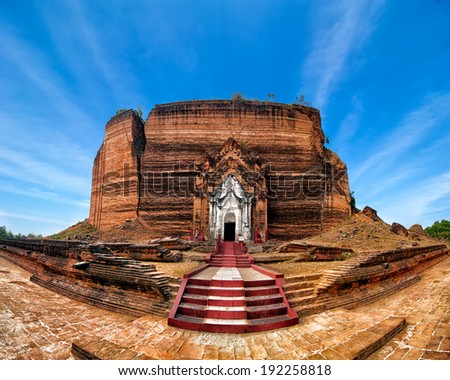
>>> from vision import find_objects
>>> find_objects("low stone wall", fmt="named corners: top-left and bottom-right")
top-left (276, 241), bottom-right (354, 261)
top-left (316, 245), bottom-right (448, 293)
top-left (90, 243), bottom-right (182, 262)
top-left (2, 239), bottom-right (447, 321)
top-left (288, 244), bottom-right (449, 317)
top-left (0, 238), bottom-right (174, 317)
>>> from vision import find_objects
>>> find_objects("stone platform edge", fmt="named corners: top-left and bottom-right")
top-left (306, 316), bottom-right (407, 360)
top-left (70, 316), bottom-right (407, 360)
top-left (71, 336), bottom-right (152, 360)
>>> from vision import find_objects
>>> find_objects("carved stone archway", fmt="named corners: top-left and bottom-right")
top-left (223, 211), bottom-right (237, 241)
top-left (193, 138), bottom-right (268, 241)
top-left (209, 174), bottom-right (252, 241)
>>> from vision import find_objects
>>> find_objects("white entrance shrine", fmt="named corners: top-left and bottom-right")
top-left (208, 175), bottom-right (253, 241)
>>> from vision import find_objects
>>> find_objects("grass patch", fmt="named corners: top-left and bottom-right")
top-left (260, 261), bottom-right (341, 277)
top-left (49, 220), bottom-right (98, 240)
top-left (155, 261), bottom-right (200, 278)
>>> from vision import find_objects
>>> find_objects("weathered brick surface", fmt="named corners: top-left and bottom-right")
top-left (89, 110), bottom-right (145, 230)
top-left (1, 256), bottom-right (449, 360)
top-left (0, 239), bottom-right (173, 317)
top-left (285, 245), bottom-right (449, 319)
top-left (89, 101), bottom-right (351, 240)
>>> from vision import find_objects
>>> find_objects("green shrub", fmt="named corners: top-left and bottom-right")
top-left (425, 220), bottom-right (450, 241)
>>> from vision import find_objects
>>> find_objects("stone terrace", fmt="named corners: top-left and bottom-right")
top-left (1, 256), bottom-right (448, 360)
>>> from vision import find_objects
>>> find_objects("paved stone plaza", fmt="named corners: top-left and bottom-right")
top-left (0, 257), bottom-right (448, 360)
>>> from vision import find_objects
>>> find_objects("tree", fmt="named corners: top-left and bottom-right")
top-left (350, 191), bottom-right (357, 214)
top-left (0, 226), bottom-right (42, 240)
top-left (266, 93), bottom-right (276, 102)
top-left (293, 94), bottom-right (311, 107)
top-left (425, 220), bottom-right (450, 241)
top-left (231, 92), bottom-right (245, 102)
top-left (116, 107), bottom-right (144, 123)
top-left (132, 106), bottom-right (144, 124)
top-left (136, 106), bottom-right (143, 119)
top-left (115, 108), bottom-right (128, 115)
top-left (0, 226), bottom-right (14, 239)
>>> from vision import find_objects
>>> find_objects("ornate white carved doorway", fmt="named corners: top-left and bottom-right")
top-left (208, 175), bottom-right (252, 241)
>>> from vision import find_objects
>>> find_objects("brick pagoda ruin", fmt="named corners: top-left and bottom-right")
top-left (88, 100), bottom-right (352, 241)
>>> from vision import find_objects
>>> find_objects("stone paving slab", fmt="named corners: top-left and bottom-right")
top-left (1, 257), bottom-right (449, 360)
top-left (191, 267), bottom-right (272, 282)
top-left (361, 256), bottom-right (450, 360)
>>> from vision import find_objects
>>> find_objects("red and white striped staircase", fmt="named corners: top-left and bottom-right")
top-left (168, 242), bottom-right (298, 333)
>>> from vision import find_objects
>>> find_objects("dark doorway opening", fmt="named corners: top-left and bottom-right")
top-left (224, 222), bottom-right (236, 241)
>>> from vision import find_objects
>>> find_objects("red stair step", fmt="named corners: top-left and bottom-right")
top-left (210, 279), bottom-right (245, 287)
top-left (185, 284), bottom-right (211, 296)
top-left (207, 295), bottom-right (247, 307)
top-left (247, 303), bottom-right (288, 319)
top-left (185, 284), bottom-right (245, 297)
top-left (178, 303), bottom-right (247, 319)
top-left (245, 285), bottom-right (279, 297)
top-left (205, 306), bottom-right (247, 319)
top-left (210, 286), bottom-right (245, 297)
top-left (182, 293), bottom-right (208, 305)
top-left (247, 315), bottom-right (298, 332)
top-left (182, 293), bottom-right (247, 307)
top-left (244, 279), bottom-right (276, 287)
top-left (168, 241), bottom-right (299, 333)
top-left (246, 294), bottom-right (283, 306)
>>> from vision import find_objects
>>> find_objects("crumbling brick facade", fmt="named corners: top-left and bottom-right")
top-left (89, 100), bottom-right (352, 240)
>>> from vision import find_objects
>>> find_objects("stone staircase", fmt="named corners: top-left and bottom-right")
top-left (207, 242), bottom-right (253, 267)
top-left (283, 274), bottom-right (325, 316)
top-left (31, 274), bottom-right (162, 317)
top-left (85, 250), bottom-right (172, 299)
top-left (168, 242), bottom-right (298, 333)
top-left (34, 246), bottom-right (174, 317)
top-left (283, 274), bottom-right (321, 307)
top-left (285, 245), bottom-right (449, 317)
top-left (316, 245), bottom-right (449, 294)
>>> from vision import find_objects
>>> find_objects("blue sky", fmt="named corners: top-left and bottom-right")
top-left (1, 0), bottom-right (449, 236)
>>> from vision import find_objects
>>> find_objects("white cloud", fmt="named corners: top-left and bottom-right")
top-left (39, 0), bottom-right (145, 106)
top-left (0, 27), bottom-right (97, 128)
top-left (0, 183), bottom-right (89, 209)
top-left (62, 1), bottom-right (127, 104)
top-left (333, 95), bottom-right (363, 151)
top-left (352, 92), bottom-right (450, 181)
top-left (301, 0), bottom-right (385, 110)
top-left (378, 171), bottom-right (450, 226)
top-left (348, 92), bottom-right (450, 226)
top-left (0, 147), bottom-right (91, 195)
top-left (364, 169), bottom-right (418, 198)
top-left (0, 111), bottom-right (93, 170)
top-left (0, 209), bottom-right (69, 226)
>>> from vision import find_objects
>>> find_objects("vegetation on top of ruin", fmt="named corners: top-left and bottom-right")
top-left (48, 220), bottom-right (98, 241)
top-left (350, 191), bottom-right (357, 214)
top-left (231, 92), bottom-right (245, 102)
top-left (135, 106), bottom-right (144, 122)
top-left (230, 92), bottom-right (312, 107)
top-left (322, 213), bottom-right (432, 248)
top-left (115, 108), bottom-right (128, 115)
top-left (115, 107), bottom-right (144, 123)
top-left (305, 212), bottom-right (450, 252)
top-left (292, 94), bottom-right (312, 107)
top-left (231, 91), bottom-right (272, 103)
